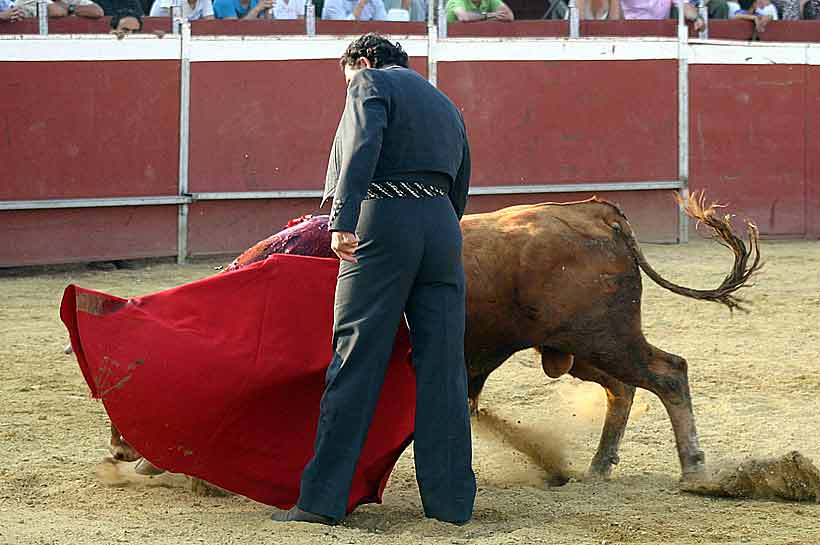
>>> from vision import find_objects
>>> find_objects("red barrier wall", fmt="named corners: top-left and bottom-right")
top-left (689, 64), bottom-right (808, 236)
top-left (437, 60), bottom-right (679, 187)
top-left (188, 57), bottom-right (428, 193)
top-left (188, 199), bottom-right (320, 255)
top-left (0, 16), bottom-right (174, 34)
top-left (0, 206), bottom-right (177, 266)
top-left (0, 60), bottom-right (180, 200)
top-left (2, 31), bottom-right (819, 266)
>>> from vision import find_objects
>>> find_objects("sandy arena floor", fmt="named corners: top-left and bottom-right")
top-left (1, 238), bottom-right (819, 545)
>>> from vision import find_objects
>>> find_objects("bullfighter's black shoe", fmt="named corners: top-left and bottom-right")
top-left (270, 506), bottom-right (336, 526)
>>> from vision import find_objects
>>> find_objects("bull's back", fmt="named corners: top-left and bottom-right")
top-left (461, 198), bottom-right (642, 357)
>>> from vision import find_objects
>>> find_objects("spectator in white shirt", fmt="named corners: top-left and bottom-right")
top-left (150, 0), bottom-right (214, 19)
top-left (272, 0), bottom-right (304, 18)
top-left (16, 0), bottom-right (103, 18)
top-left (322, 0), bottom-right (386, 19)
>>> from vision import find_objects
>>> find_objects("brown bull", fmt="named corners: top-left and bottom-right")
top-left (107, 194), bottom-right (760, 482)
top-left (461, 194), bottom-right (759, 480)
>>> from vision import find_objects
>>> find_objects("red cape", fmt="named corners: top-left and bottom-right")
top-left (60, 254), bottom-right (416, 511)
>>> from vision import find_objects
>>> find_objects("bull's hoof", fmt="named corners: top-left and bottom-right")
top-left (134, 458), bottom-right (166, 476)
top-left (587, 453), bottom-right (619, 480)
top-left (680, 465), bottom-right (708, 485)
top-left (680, 451), bottom-right (707, 484)
top-left (109, 444), bottom-right (142, 463)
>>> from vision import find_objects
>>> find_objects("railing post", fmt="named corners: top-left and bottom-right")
top-left (437, 0), bottom-right (447, 39)
top-left (306, 0), bottom-right (316, 35)
top-left (568, 0), bottom-right (579, 38)
top-left (698, 3), bottom-right (708, 39)
top-left (37, 0), bottom-right (48, 35)
top-left (177, 21), bottom-right (192, 263)
top-left (427, 0), bottom-right (438, 86)
top-left (677, 0), bottom-right (690, 243)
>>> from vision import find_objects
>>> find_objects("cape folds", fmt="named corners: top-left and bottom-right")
top-left (60, 254), bottom-right (416, 511)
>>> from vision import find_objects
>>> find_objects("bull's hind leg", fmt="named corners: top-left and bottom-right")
top-left (643, 345), bottom-right (706, 480)
top-left (599, 342), bottom-right (706, 480)
top-left (569, 359), bottom-right (635, 479)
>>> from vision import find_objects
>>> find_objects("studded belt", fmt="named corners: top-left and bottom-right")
top-left (364, 181), bottom-right (447, 200)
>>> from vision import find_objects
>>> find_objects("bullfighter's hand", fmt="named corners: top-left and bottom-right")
top-left (331, 231), bottom-right (359, 264)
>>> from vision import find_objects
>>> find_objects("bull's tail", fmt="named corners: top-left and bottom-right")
top-left (613, 191), bottom-right (762, 312)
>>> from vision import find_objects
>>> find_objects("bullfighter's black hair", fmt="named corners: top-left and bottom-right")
top-left (339, 33), bottom-right (409, 70)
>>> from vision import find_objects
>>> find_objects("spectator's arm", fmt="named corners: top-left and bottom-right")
top-left (74, 1), bottom-right (103, 17)
top-left (350, 0), bottom-right (368, 18)
top-left (447, 0), bottom-right (485, 20)
top-left (0, 6), bottom-right (25, 19)
top-left (491, 1), bottom-right (513, 20)
top-left (242, 0), bottom-right (272, 18)
top-left (48, 2), bottom-right (69, 16)
top-left (607, 0), bottom-right (621, 19)
top-left (452, 6), bottom-right (485, 20)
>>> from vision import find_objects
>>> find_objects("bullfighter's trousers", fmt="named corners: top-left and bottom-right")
top-left (297, 195), bottom-right (476, 524)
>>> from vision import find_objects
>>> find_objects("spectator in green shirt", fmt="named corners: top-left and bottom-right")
top-left (446, 0), bottom-right (513, 21)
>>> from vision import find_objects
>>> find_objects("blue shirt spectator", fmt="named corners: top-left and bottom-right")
top-left (214, 0), bottom-right (268, 18)
top-left (322, 0), bottom-right (386, 19)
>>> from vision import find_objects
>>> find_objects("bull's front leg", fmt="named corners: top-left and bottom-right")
top-left (569, 359), bottom-right (636, 478)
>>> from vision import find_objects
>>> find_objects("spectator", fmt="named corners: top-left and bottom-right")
top-left (213, 0), bottom-right (272, 18)
top-left (383, 0), bottom-right (425, 20)
top-left (446, 0), bottom-right (514, 22)
top-left (670, 0), bottom-right (729, 22)
top-left (110, 5), bottom-right (142, 31)
top-left (0, 0), bottom-right (24, 20)
top-left (617, 0), bottom-right (727, 29)
top-left (150, 0), bottom-right (215, 19)
top-left (272, 0), bottom-right (304, 18)
top-left (728, 0), bottom-right (776, 29)
top-left (768, 0), bottom-right (806, 18)
top-left (16, 0), bottom-right (103, 18)
top-left (575, 0), bottom-right (620, 19)
top-left (321, 0), bottom-right (386, 20)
